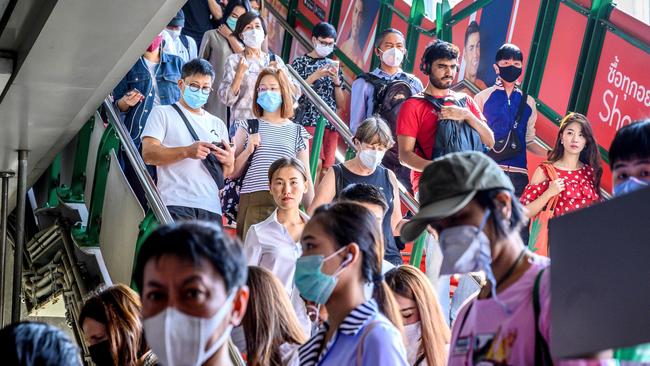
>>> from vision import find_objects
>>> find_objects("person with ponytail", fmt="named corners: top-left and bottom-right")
top-left (386, 265), bottom-right (450, 366)
top-left (295, 202), bottom-right (408, 365)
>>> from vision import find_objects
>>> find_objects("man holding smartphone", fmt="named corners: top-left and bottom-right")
top-left (291, 22), bottom-right (345, 183)
top-left (142, 59), bottom-right (235, 223)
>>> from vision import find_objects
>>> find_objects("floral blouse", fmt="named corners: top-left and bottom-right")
top-left (290, 55), bottom-right (344, 130)
top-left (217, 52), bottom-right (300, 124)
top-left (520, 165), bottom-right (600, 216)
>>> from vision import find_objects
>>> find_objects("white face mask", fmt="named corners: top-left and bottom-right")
top-left (242, 28), bottom-right (265, 49)
top-left (404, 321), bottom-right (422, 365)
top-left (358, 149), bottom-right (385, 170)
top-left (381, 47), bottom-right (405, 67)
top-left (314, 41), bottom-right (334, 57)
top-left (143, 290), bottom-right (237, 366)
top-left (166, 28), bottom-right (181, 40)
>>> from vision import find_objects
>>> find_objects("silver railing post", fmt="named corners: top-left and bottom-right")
top-left (0, 170), bottom-right (15, 327)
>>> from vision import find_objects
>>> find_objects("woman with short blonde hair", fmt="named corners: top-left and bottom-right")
top-left (308, 116), bottom-right (403, 266)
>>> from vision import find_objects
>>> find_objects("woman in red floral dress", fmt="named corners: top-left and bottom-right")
top-left (521, 113), bottom-right (602, 219)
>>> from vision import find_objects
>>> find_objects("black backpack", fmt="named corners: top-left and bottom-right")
top-left (414, 93), bottom-right (485, 159)
top-left (358, 73), bottom-right (414, 171)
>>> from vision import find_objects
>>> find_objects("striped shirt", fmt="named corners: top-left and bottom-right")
top-left (238, 119), bottom-right (311, 194)
top-left (299, 299), bottom-right (408, 366)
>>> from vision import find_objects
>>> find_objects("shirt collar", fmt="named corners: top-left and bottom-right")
top-left (372, 67), bottom-right (405, 79)
top-left (259, 209), bottom-right (309, 228)
top-left (298, 300), bottom-right (378, 365)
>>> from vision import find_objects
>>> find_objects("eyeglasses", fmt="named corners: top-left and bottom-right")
top-left (184, 81), bottom-right (212, 95)
top-left (316, 40), bottom-right (335, 47)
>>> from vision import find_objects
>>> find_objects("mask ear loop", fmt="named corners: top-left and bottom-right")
top-left (477, 209), bottom-right (514, 314)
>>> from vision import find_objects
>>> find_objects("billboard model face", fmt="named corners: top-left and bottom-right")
top-left (336, 0), bottom-right (381, 72)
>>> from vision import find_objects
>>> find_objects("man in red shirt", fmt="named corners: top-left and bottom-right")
top-left (397, 40), bottom-right (494, 193)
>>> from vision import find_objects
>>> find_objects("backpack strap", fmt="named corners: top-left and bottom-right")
top-left (513, 90), bottom-right (529, 129)
top-left (533, 268), bottom-right (553, 366)
top-left (355, 320), bottom-right (383, 366)
top-left (180, 35), bottom-right (189, 50)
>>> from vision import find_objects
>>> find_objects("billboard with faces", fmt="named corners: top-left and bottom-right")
top-left (336, 0), bottom-right (382, 72)
top-left (450, 0), bottom-right (540, 91)
top-left (263, 0), bottom-right (288, 55)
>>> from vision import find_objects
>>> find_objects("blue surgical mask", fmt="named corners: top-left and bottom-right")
top-left (613, 177), bottom-right (648, 196)
top-left (256, 91), bottom-right (283, 113)
top-left (183, 83), bottom-right (209, 109)
top-left (226, 16), bottom-right (238, 31)
top-left (294, 247), bottom-right (350, 304)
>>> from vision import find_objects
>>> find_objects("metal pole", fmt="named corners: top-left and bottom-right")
top-left (11, 150), bottom-right (28, 322)
top-left (309, 117), bottom-right (326, 182)
top-left (0, 170), bottom-right (15, 327)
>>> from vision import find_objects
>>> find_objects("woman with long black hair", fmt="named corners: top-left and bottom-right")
top-left (296, 202), bottom-right (407, 365)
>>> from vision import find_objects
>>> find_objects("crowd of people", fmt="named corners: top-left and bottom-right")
top-left (3, 0), bottom-right (649, 365)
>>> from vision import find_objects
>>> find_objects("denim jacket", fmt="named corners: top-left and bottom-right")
top-left (112, 51), bottom-right (183, 147)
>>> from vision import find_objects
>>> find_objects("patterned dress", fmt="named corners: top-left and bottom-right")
top-left (520, 165), bottom-right (600, 216)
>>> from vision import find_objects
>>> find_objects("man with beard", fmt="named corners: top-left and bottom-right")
top-left (396, 40), bottom-right (493, 195)
top-left (396, 41), bottom-right (493, 314)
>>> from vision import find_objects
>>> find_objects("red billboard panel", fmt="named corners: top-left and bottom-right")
top-left (537, 2), bottom-right (588, 116)
top-left (297, 0), bottom-right (332, 25)
top-left (263, 0), bottom-right (288, 55)
top-left (586, 31), bottom-right (650, 154)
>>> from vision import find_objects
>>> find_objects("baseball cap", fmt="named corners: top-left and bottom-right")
top-left (400, 151), bottom-right (514, 242)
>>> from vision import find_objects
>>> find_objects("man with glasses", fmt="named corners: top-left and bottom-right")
top-left (142, 59), bottom-right (235, 223)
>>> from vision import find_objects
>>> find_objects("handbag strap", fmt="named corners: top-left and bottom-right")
top-left (541, 163), bottom-right (560, 212)
top-left (172, 103), bottom-right (201, 142)
top-left (240, 119), bottom-right (259, 182)
top-left (533, 268), bottom-right (553, 366)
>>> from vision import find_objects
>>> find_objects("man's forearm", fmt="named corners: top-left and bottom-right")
top-left (400, 151), bottom-right (431, 172)
top-left (143, 145), bottom-right (187, 166)
top-left (466, 113), bottom-right (495, 148)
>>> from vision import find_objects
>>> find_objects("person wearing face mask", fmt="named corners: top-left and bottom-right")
top-left (243, 158), bottom-right (312, 333)
top-left (134, 221), bottom-right (250, 366)
top-left (474, 44), bottom-right (548, 244)
top-left (231, 68), bottom-right (313, 239)
top-left (218, 11), bottom-right (300, 131)
top-left (112, 31), bottom-right (183, 207)
top-left (199, 0), bottom-right (250, 122)
top-left (609, 119), bottom-right (650, 197)
top-left (385, 265), bottom-right (450, 366)
top-left (308, 117), bottom-right (404, 265)
top-left (401, 151), bottom-right (615, 365)
top-left (520, 113), bottom-right (601, 255)
top-left (350, 28), bottom-right (423, 135)
top-left (162, 10), bottom-right (198, 64)
top-left (291, 22), bottom-right (345, 183)
top-left (79, 284), bottom-right (156, 366)
top-left (242, 266), bottom-right (307, 365)
top-left (608, 119), bottom-right (650, 363)
top-left (296, 202), bottom-right (408, 365)
top-left (142, 59), bottom-right (235, 222)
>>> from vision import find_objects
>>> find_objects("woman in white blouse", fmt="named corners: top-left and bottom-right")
top-left (244, 157), bottom-right (309, 293)
top-left (244, 157), bottom-right (311, 334)
top-left (217, 11), bottom-right (299, 130)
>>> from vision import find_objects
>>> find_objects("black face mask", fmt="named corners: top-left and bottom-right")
top-left (498, 65), bottom-right (522, 83)
top-left (89, 340), bottom-right (114, 366)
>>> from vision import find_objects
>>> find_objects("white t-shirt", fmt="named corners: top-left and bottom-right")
top-left (142, 103), bottom-right (229, 214)
top-left (143, 58), bottom-right (161, 106)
